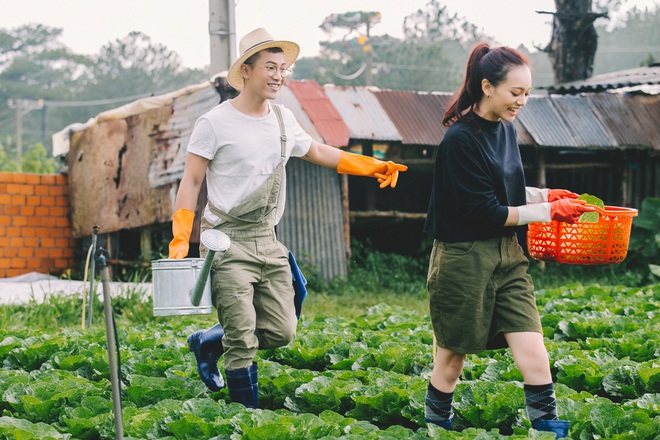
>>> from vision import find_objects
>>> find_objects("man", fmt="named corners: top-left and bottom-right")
top-left (168, 28), bottom-right (407, 408)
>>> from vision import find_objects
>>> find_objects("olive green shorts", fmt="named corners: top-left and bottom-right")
top-left (426, 235), bottom-right (541, 354)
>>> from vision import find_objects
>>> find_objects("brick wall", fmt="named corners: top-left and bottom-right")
top-left (0, 172), bottom-right (76, 278)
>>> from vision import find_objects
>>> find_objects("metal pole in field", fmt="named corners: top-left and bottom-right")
top-left (87, 225), bottom-right (99, 329)
top-left (96, 247), bottom-right (124, 440)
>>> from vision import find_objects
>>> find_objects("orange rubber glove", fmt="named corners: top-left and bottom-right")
top-left (337, 151), bottom-right (408, 189)
top-left (168, 208), bottom-right (195, 259)
top-left (550, 199), bottom-right (595, 223)
top-left (548, 189), bottom-right (579, 202)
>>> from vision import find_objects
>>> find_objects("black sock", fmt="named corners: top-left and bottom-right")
top-left (524, 383), bottom-right (558, 422)
top-left (425, 382), bottom-right (454, 422)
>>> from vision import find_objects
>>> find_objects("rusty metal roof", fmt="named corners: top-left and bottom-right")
top-left (545, 65), bottom-right (660, 94)
top-left (323, 86), bottom-right (401, 141)
top-left (550, 95), bottom-right (618, 148)
top-left (516, 94), bottom-right (658, 150)
top-left (286, 80), bottom-right (350, 147)
top-left (588, 93), bottom-right (654, 148)
top-left (274, 86), bottom-right (323, 143)
top-left (374, 90), bottom-right (451, 146)
top-left (516, 96), bottom-right (577, 148)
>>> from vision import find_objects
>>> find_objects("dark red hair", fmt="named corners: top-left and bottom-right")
top-left (443, 43), bottom-right (529, 126)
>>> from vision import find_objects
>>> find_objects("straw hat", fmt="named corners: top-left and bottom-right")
top-left (227, 28), bottom-right (300, 90)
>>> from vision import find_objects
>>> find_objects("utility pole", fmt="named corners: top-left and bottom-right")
top-left (208, 0), bottom-right (237, 76)
top-left (7, 98), bottom-right (44, 171)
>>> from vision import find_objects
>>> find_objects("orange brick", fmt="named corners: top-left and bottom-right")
top-left (26, 217), bottom-right (42, 227)
top-left (11, 195), bottom-right (26, 205)
top-left (0, 173), bottom-right (11, 183)
top-left (21, 226), bottom-right (35, 237)
top-left (35, 206), bottom-right (49, 216)
top-left (6, 183), bottom-right (21, 194)
top-left (26, 174), bottom-right (40, 184)
top-left (9, 237), bottom-right (22, 247)
top-left (0, 237), bottom-right (8, 247)
top-left (63, 248), bottom-right (75, 258)
top-left (20, 205), bottom-right (35, 216)
top-left (11, 173), bottom-right (27, 183)
top-left (6, 269), bottom-right (23, 277)
top-left (49, 248), bottom-right (63, 258)
top-left (54, 258), bottom-right (68, 268)
top-left (4, 247), bottom-right (18, 257)
top-left (55, 196), bottom-right (69, 206)
top-left (27, 258), bottom-right (41, 269)
top-left (36, 227), bottom-right (50, 238)
top-left (41, 175), bottom-right (56, 184)
top-left (26, 196), bottom-right (40, 206)
top-left (0, 226), bottom-right (4, 236)
top-left (7, 227), bottom-right (20, 237)
top-left (0, 258), bottom-right (11, 268)
top-left (50, 206), bottom-right (68, 216)
top-left (42, 217), bottom-right (56, 227)
top-left (49, 186), bottom-right (64, 196)
top-left (5, 205), bottom-right (19, 215)
top-left (11, 258), bottom-right (27, 268)
top-left (55, 174), bottom-right (67, 185)
top-left (20, 184), bottom-right (34, 195)
top-left (24, 237), bottom-right (39, 247)
top-left (12, 216), bottom-right (27, 227)
top-left (55, 217), bottom-right (70, 228)
top-left (19, 247), bottom-right (33, 258)
top-left (0, 216), bottom-right (9, 226)
top-left (41, 196), bottom-right (55, 206)
top-left (41, 237), bottom-right (55, 247)
top-left (55, 238), bottom-right (70, 248)
top-left (0, 194), bottom-right (11, 204)
top-left (35, 248), bottom-right (49, 258)
top-left (0, 183), bottom-right (5, 193)
top-left (35, 185), bottom-right (49, 196)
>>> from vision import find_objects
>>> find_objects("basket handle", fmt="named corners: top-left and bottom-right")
top-left (585, 204), bottom-right (638, 216)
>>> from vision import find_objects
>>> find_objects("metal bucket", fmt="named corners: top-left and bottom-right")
top-left (151, 258), bottom-right (213, 316)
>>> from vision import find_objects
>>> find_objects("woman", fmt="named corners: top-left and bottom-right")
top-left (423, 43), bottom-right (593, 438)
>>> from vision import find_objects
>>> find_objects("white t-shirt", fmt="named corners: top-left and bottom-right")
top-left (187, 100), bottom-right (313, 226)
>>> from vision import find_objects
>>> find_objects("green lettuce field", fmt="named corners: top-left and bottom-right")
top-left (0, 282), bottom-right (658, 439)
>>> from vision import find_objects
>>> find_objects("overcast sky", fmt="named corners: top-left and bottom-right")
top-left (2, 0), bottom-right (657, 72)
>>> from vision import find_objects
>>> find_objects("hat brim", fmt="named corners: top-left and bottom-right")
top-left (227, 40), bottom-right (300, 90)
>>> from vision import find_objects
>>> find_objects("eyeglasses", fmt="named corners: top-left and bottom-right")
top-left (250, 65), bottom-right (292, 78)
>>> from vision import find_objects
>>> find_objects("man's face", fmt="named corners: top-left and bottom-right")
top-left (243, 50), bottom-right (288, 99)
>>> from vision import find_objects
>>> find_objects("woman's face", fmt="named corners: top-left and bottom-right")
top-left (477, 65), bottom-right (532, 122)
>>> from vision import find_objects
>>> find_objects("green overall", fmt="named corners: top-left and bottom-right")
top-left (200, 105), bottom-right (296, 371)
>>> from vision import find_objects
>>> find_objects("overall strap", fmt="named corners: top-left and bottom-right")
top-left (271, 103), bottom-right (287, 159)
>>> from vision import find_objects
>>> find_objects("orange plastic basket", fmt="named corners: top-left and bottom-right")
top-left (527, 205), bottom-right (638, 265)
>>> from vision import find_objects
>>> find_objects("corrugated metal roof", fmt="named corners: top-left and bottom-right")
top-left (287, 80), bottom-right (350, 147)
top-left (625, 94), bottom-right (660, 150)
top-left (148, 86), bottom-right (219, 187)
top-left (323, 86), bottom-right (401, 141)
top-left (274, 86), bottom-right (323, 143)
top-left (516, 96), bottom-right (576, 148)
top-left (588, 93), bottom-right (653, 148)
top-left (374, 90), bottom-right (451, 146)
top-left (545, 65), bottom-right (660, 94)
top-left (551, 95), bottom-right (618, 148)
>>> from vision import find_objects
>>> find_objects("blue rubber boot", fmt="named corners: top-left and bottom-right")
top-left (187, 323), bottom-right (225, 391)
top-left (226, 363), bottom-right (258, 408)
top-left (425, 417), bottom-right (452, 430)
top-left (532, 420), bottom-right (570, 438)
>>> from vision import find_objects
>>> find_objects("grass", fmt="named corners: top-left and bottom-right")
top-left (0, 245), bottom-right (653, 332)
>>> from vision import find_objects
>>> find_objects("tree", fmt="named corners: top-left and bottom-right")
top-left (539, 0), bottom-right (611, 84)
top-left (0, 24), bottom-right (207, 155)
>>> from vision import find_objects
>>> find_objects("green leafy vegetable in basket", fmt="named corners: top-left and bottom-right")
top-left (578, 193), bottom-right (604, 222)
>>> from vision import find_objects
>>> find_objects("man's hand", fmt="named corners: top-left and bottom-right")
top-left (168, 208), bottom-right (195, 259)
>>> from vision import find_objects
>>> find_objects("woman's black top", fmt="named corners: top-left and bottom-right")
top-left (424, 112), bottom-right (527, 242)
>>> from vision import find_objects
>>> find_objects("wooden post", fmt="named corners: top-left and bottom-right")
top-left (537, 148), bottom-right (547, 189)
top-left (340, 174), bottom-right (351, 265)
top-left (140, 226), bottom-right (152, 261)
